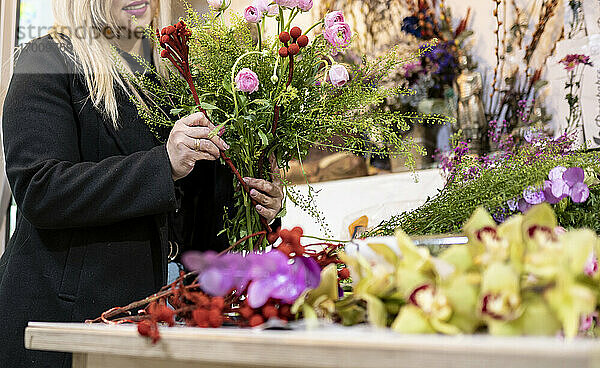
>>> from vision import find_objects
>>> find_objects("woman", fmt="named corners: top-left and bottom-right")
top-left (0, 1), bottom-right (283, 367)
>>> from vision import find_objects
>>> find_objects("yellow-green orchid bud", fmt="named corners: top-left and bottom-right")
top-left (463, 207), bottom-right (496, 258)
top-left (396, 267), bottom-right (432, 299)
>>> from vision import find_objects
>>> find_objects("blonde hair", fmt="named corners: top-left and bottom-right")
top-left (50, 0), bottom-right (171, 127)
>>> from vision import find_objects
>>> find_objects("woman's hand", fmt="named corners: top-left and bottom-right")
top-left (244, 177), bottom-right (284, 224)
top-left (244, 155), bottom-right (284, 223)
top-left (166, 112), bottom-right (229, 181)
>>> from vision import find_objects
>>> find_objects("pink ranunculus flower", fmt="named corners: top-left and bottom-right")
top-left (324, 22), bottom-right (352, 50)
top-left (328, 64), bottom-right (349, 87)
top-left (253, 0), bottom-right (270, 14)
top-left (297, 0), bottom-right (313, 12)
top-left (275, 0), bottom-right (298, 8)
top-left (324, 11), bottom-right (345, 28)
top-left (267, 4), bottom-right (279, 15)
top-left (244, 5), bottom-right (262, 23)
top-left (235, 68), bottom-right (260, 93)
top-left (206, 0), bottom-right (225, 10)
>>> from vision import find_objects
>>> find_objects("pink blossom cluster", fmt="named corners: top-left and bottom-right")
top-left (244, 0), bottom-right (313, 23)
top-left (559, 54), bottom-right (593, 71)
top-left (323, 11), bottom-right (352, 55)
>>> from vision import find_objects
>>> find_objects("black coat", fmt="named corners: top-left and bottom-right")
top-left (0, 34), bottom-right (234, 368)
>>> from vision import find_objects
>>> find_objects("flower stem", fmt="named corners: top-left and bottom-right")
top-left (304, 19), bottom-right (324, 35)
top-left (257, 22), bottom-right (262, 51)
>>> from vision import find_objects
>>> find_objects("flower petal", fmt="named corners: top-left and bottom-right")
top-left (563, 167), bottom-right (585, 187)
top-left (548, 166), bottom-right (567, 182)
top-left (570, 182), bottom-right (590, 203)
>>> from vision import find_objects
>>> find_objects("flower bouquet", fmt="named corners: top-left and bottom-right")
top-left (122, 1), bottom-right (450, 250)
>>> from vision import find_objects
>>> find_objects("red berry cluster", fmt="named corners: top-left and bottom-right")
top-left (137, 300), bottom-right (175, 344)
top-left (272, 226), bottom-right (305, 257)
top-left (189, 295), bottom-right (225, 328)
top-left (238, 299), bottom-right (294, 327)
top-left (278, 26), bottom-right (309, 57)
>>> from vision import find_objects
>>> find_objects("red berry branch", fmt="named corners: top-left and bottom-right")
top-left (87, 227), bottom-right (347, 343)
top-left (157, 21), bottom-right (272, 235)
top-left (257, 26), bottom-right (309, 178)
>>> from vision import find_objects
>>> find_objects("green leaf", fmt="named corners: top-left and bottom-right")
top-left (222, 77), bottom-right (233, 94)
top-left (258, 130), bottom-right (269, 146)
top-left (199, 102), bottom-right (219, 110)
top-left (170, 108), bottom-right (184, 115)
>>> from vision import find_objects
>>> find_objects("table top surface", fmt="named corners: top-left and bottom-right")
top-left (24, 322), bottom-right (600, 368)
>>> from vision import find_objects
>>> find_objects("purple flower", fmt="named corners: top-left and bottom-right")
top-left (235, 68), bottom-right (260, 93)
top-left (560, 54), bottom-right (593, 71)
top-left (297, 0), bottom-right (312, 11)
top-left (523, 186), bottom-right (545, 205)
top-left (507, 199), bottom-right (518, 212)
top-left (244, 5), bottom-right (262, 23)
top-left (253, 0), bottom-right (270, 14)
top-left (543, 179), bottom-right (569, 204)
top-left (548, 166), bottom-right (567, 182)
top-left (181, 251), bottom-right (249, 296)
top-left (183, 250), bottom-right (321, 308)
top-left (518, 198), bottom-right (531, 213)
top-left (246, 251), bottom-right (320, 308)
top-left (323, 22), bottom-right (351, 52)
top-left (571, 182), bottom-right (590, 203)
top-left (563, 167), bottom-right (585, 187)
top-left (324, 11), bottom-right (344, 28)
top-left (328, 64), bottom-right (349, 87)
top-left (267, 4), bottom-right (279, 15)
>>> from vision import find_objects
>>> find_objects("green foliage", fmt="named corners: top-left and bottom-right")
top-left (369, 150), bottom-right (600, 236)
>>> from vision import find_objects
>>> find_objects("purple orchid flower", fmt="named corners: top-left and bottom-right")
top-left (247, 250), bottom-right (320, 308)
top-left (182, 249), bottom-right (321, 309)
top-left (541, 166), bottom-right (590, 205)
top-left (181, 251), bottom-right (249, 296)
top-left (523, 186), bottom-right (545, 205)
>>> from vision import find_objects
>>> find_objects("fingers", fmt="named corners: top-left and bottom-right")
top-left (243, 177), bottom-right (283, 198)
top-left (180, 112), bottom-right (212, 128)
top-left (249, 188), bottom-right (276, 209)
top-left (255, 204), bottom-right (277, 223)
top-left (183, 126), bottom-right (230, 151)
top-left (181, 136), bottom-right (220, 159)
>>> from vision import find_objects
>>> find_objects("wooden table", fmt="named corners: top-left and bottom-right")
top-left (25, 322), bottom-right (600, 368)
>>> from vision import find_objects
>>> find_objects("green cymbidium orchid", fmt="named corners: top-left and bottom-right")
top-left (480, 262), bottom-right (522, 322)
top-left (291, 264), bottom-right (340, 327)
top-left (545, 271), bottom-right (597, 338)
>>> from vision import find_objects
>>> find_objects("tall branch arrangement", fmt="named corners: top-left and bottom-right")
top-left (123, 1), bottom-right (452, 250)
